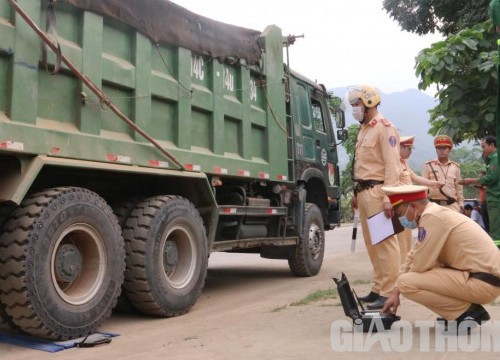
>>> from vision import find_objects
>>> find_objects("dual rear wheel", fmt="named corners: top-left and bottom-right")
top-left (0, 187), bottom-right (321, 338)
top-left (0, 188), bottom-right (207, 339)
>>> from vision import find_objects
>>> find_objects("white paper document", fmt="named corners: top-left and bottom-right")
top-left (366, 211), bottom-right (399, 245)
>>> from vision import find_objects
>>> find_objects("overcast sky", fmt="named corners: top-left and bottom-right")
top-left (172, 0), bottom-right (443, 96)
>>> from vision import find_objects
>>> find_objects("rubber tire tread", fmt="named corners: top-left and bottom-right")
top-left (0, 204), bottom-right (18, 332)
top-left (122, 195), bottom-right (208, 317)
top-left (0, 187), bottom-right (125, 339)
top-left (112, 198), bottom-right (142, 313)
top-left (288, 203), bottom-right (325, 277)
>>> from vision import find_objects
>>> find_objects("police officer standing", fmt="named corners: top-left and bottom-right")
top-left (348, 85), bottom-right (401, 309)
top-left (398, 135), bottom-right (444, 262)
top-left (381, 185), bottom-right (500, 332)
top-left (422, 135), bottom-right (464, 212)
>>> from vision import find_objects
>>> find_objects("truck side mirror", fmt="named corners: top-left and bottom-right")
top-left (334, 110), bottom-right (345, 129)
top-left (328, 96), bottom-right (345, 129)
top-left (337, 129), bottom-right (348, 141)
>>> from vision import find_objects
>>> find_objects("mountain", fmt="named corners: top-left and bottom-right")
top-left (331, 87), bottom-right (439, 174)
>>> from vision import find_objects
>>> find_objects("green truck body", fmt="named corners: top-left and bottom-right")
top-left (0, 0), bottom-right (344, 339)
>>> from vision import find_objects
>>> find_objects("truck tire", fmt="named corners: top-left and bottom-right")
top-left (0, 203), bottom-right (18, 333)
top-left (111, 198), bottom-right (142, 313)
top-left (0, 187), bottom-right (125, 339)
top-left (288, 203), bottom-right (325, 277)
top-left (122, 195), bottom-right (208, 316)
top-left (0, 300), bottom-right (17, 332)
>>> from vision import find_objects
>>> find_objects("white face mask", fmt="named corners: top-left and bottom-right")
top-left (352, 106), bottom-right (365, 122)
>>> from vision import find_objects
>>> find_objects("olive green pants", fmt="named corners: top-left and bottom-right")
top-left (487, 203), bottom-right (500, 247)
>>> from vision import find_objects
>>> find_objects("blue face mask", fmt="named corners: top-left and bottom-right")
top-left (398, 205), bottom-right (418, 229)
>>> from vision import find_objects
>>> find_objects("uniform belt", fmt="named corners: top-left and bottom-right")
top-left (353, 180), bottom-right (384, 196)
top-left (469, 272), bottom-right (500, 287)
top-left (430, 198), bottom-right (456, 206)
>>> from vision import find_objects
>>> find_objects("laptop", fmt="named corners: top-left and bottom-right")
top-left (333, 272), bottom-right (400, 332)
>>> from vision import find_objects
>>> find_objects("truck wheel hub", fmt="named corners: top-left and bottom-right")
top-left (308, 224), bottom-right (321, 259)
top-left (55, 244), bottom-right (82, 283)
top-left (163, 240), bottom-right (179, 272)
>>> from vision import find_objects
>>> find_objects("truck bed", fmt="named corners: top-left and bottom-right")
top-left (0, 0), bottom-right (289, 181)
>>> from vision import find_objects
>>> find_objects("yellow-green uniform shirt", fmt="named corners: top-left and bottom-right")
top-left (354, 113), bottom-right (400, 186)
top-left (399, 158), bottom-right (415, 185)
top-left (422, 159), bottom-right (464, 207)
top-left (401, 202), bottom-right (500, 277)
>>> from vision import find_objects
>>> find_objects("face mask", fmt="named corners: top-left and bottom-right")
top-left (352, 106), bottom-right (365, 122)
top-left (398, 205), bottom-right (418, 229)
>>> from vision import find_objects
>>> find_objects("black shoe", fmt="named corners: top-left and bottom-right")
top-left (456, 304), bottom-right (490, 324)
top-left (438, 304), bottom-right (490, 334)
top-left (357, 291), bottom-right (380, 303)
top-left (366, 296), bottom-right (387, 310)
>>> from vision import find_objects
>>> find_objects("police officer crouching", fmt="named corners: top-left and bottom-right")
top-left (380, 185), bottom-right (500, 332)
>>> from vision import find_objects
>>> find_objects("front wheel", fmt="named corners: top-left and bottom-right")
top-left (288, 203), bottom-right (325, 277)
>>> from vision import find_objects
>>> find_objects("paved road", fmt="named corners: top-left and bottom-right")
top-left (1, 224), bottom-right (499, 359)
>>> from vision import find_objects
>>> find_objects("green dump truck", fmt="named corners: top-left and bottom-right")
top-left (0, 0), bottom-right (346, 339)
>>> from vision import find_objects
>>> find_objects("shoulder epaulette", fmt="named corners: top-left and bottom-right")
top-left (450, 160), bottom-right (460, 167)
top-left (368, 118), bottom-right (378, 127)
top-left (380, 118), bottom-right (392, 126)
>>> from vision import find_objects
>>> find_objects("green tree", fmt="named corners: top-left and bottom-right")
top-left (383, 0), bottom-right (490, 36)
top-left (339, 124), bottom-right (359, 222)
top-left (382, 0), bottom-right (498, 143)
top-left (415, 21), bottom-right (498, 142)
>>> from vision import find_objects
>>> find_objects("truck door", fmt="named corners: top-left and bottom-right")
top-left (294, 82), bottom-right (337, 186)
top-left (311, 94), bottom-right (337, 188)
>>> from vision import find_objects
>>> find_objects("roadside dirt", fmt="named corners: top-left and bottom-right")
top-left (1, 225), bottom-right (499, 359)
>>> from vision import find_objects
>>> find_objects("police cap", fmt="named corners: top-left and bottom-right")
top-left (434, 135), bottom-right (453, 148)
top-left (381, 185), bottom-right (429, 207)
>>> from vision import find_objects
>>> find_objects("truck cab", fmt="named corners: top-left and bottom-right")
top-left (286, 70), bottom-right (343, 229)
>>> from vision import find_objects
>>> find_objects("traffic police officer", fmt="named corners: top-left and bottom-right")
top-left (398, 135), bottom-right (443, 262)
top-left (381, 185), bottom-right (500, 330)
top-left (422, 135), bottom-right (464, 212)
top-left (348, 84), bottom-right (401, 309)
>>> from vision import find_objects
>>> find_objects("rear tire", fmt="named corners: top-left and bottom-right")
top-left (112, 198), bottom-right (142, 313)
top-left (0, 187), bottom-right (125, 339)
top-left (288, 203), bottom-right (325, 277)
top-left (122, 196), bottom-right (208, 316)
top-left (0, 203), bottom-right (18, 333)
top-left (0, 300), bottom-right (17, 333)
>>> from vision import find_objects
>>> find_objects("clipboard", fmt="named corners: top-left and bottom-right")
top-left (366, 211), bottom-right (404, 245)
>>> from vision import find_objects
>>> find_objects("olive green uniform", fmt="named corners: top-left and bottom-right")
top-left (478, 150), bottom-right (500, 246)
